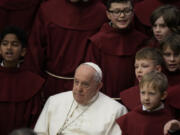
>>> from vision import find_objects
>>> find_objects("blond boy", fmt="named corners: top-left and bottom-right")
top-left (120, 47), bottom-right (164, 110)
top-left (117, 71), bottom-right (174, 135)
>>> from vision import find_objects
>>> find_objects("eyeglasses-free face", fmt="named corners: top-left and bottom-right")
top-left (106, 1), bottom-right (134, 29)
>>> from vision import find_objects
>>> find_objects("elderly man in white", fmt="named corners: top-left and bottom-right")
top-left (34, 62), bottom-right (127, 135)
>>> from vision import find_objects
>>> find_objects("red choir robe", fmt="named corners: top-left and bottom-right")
top-left (0, 66), bottom-right (44, 135)
top-left (120, 85), bottom-right (141, 111)
top-left (119, 69), bottom-right (180, 111)
top-left (116, 105), bottom-right (174, 135)
top-left (134, 0), bottom-right (180, 27)
top-left (146, 38), bottom-right (160, 48)
top-left (166, 84), bottom-right (180, 120)
top-left (0, 0), bottom-right (42, 33)
top-left (24, 0), bottom-right (107, 99)
top-left (163, 69), bottom-right (180, 87)
top-left (86, 23), bottom-right (148, 98)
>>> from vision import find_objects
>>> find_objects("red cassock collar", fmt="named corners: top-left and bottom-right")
top-left (0, 66), bottom-right (45, 102)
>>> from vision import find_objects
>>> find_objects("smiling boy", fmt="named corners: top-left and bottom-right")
top-left (86, 0), bottom-right (147, 98)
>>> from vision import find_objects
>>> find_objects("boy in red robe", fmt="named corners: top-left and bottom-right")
top-left (0, 0), bottom-right (43, 33)
top-left (134, 0), bottom-right (180, 29)
top-left (0, 26), bottom-right (44, 135)
top-left (86, 0), bottom-right (148, 98)
top-left (159, 33), bottom-right (180, 87)
top-left (120, 47), bottom-right (164, 110)
top-left (147, 5), bottom-right (180, 48)
top-left (24, 0), bottom-right (107, 99)
top-left (117, 71), bottom-right (174, 135)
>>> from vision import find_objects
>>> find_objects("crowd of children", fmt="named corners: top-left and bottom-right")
top-left (0, 0), bottom-right (180, 135)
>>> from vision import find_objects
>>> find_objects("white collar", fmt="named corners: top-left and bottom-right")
top-left (142, 103), bottom-right (164, 112)
top-left (1, 61), bottom-right (20, 68)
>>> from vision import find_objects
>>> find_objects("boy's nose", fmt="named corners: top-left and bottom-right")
top-left (169, 55), bottom-right (175, 61)
top-left (144, 94), bottom-right (149, 100)
top-left (155, 26), bottom-right (160, 32)
top-left (137, 67), bottom-right (142, 72)
top-left (7, 43), bottom-right (12, 49)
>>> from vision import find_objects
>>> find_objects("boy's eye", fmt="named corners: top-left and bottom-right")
top-left (140, 91), bottom-right (145, 95)
top-left (174, 53), bottom-right (180, 57)
top-left (142, 65), bottom-right (149, 68)
top-left (11, 41), bottom-right (20, 46)
top-left (1, 41), bottom-right (8, 46)
top-left (149, 92), bottom-right (155, 95)
top-left (134, 65), bottom-right (138, 69)
top-left (159, 24), bottom-right (167, 28)
top-left (163, 53), bottom-right (171, 57)
top-left (0, 41), bottom-right (20, 47)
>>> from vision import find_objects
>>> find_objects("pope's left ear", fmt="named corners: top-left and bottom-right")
top-left (97, 82), bottom-right (103, 91)
top-left (21, 48), bottom-right (26, 57)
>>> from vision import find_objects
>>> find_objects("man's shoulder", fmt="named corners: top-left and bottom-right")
top-left (48, 91), bottom-right (73, 103)
top-left (98, 92), bottom-right (127, 110)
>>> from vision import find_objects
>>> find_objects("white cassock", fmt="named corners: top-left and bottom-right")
top-left (34, 91), bottom-right (127, 135)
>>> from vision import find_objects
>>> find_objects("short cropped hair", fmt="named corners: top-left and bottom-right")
top-left (139, 71), bottom-right (168, 93)
top-left (150, 5), bottom-right (180, 34)
top-left (135, 47), bottom-right (164, 66)
top-left (0, 26), bottom-right (27, 48)
top-left (106, 0), bottom-right (133, 10)
top-left (9, 128), bottom-right (37, 135)
top-left (160, 33), bottom-right (180, 55)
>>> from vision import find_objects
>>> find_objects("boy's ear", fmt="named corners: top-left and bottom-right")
top-left (161, 91), bottom-right (168, 100)
top-left (156, 65), bottom-right (162, 72)
top-left (106, 10), bottom-right (111, 20)
top-left (20, 48), bottom-right (26, 57)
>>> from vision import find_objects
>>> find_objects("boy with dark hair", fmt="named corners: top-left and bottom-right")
top-left (148, 5), bottom-right (180, 47)
top-left (0, 26), bottom-right (44, 135)
top-left (120, 47), bottom-right (164, 110)
top-left (134, 0), bottom-right (180, 31)
top-left (159, 33), bottom-right (180, 86)
top-left (86, 0), bottom-right (147, 98)
top-left (117, 71), bottom-right (174, 135)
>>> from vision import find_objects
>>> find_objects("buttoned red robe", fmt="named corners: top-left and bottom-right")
top-left (24, 0), bottom-right (107, 99)
top-left (0, 0), bottom-right (42, 33)
top-left (86, 23), bottom-right (148, 98)
top-left (0, 66), bottom-right (44, 135)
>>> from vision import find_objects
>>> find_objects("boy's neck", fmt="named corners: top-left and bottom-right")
top-left (1, 60), bottom-right (20, 68)
top-left (142, 103), bottom-right (164, 112)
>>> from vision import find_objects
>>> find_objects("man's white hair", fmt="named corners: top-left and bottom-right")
top-left (83, 62), bottom-right (102, 82)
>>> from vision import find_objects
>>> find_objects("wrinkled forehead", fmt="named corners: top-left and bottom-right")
top-left (75, 64), bottom-right (96, 78)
